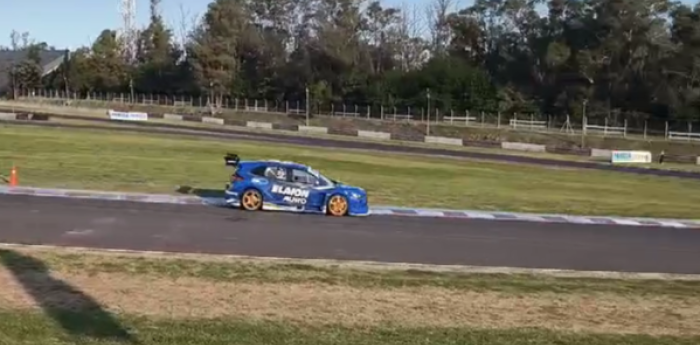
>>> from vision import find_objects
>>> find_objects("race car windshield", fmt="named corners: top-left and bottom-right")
top-left (308, 168), bottom-right (334, 186)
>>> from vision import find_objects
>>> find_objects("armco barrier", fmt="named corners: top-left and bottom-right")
top-left (108, 110), bottom-right (148, 121)
top-left (357, 130), bottom-right (391, 140)
top-left (425, 136), bottom-right (462, 146)
top-left (501, 141), bottom-right (546, 152)
top-left (697, 157), bottom-right (700, 165)
top-left (611, 150), bottom-right (652, 164)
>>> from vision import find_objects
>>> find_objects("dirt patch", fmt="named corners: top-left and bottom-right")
top-left (0, 268), bottom-right (698, 336)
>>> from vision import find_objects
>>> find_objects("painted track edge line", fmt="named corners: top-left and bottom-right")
top-left (1, 185), bottom-right (699, 228)
top-left (2, 242), bottom-right (699, 281)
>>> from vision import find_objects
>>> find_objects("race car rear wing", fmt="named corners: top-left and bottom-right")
top-left (224, 153), bottom-right (240, 167)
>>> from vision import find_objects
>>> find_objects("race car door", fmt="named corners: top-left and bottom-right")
top-left (271, 167), bottom-right (324, 211)
top-left (265, 167), bottom-right (313, 210)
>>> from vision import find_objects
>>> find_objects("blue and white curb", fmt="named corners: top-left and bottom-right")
top-left (1, 186), bottom-right (699, 229)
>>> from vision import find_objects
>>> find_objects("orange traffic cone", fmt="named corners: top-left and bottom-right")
top-left (9, 165), bottom-right (17, 187)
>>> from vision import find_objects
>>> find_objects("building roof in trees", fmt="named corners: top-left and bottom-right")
top-left (0, 49), bottom-right (69, 91)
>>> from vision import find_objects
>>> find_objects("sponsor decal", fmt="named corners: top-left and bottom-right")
top-left (108, 110), bottom-right (148, 121)
top-left (272, 184), bottom-right (309, 205)
top-left (611, 150), bottom-right (652, 163)
top-left (252, 177), bottom-right (268, 185)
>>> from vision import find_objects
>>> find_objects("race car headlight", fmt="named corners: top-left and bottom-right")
top-left (350, 192), bottom-right (363, 200)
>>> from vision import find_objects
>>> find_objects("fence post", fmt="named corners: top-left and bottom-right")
top-left (665, 121), bottom-right (669, 139)
top-left (604, 118), bottom-right (608, 136)
top-left (513, 113), bottom-right (517, 129)
top-left (643, 121), bottom-right (647, 139)
top-left (497, 112), bottom-right (500, 128)
top-left (623, 119), bottom-right (627, 137)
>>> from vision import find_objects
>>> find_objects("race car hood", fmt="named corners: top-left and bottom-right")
top-left (335, 183), bottom-right (366, 194)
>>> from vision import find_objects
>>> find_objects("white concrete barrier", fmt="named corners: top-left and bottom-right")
top-left (298, 125), bottom-right (328, 134)
top-left (357, 130), bottom-right (391, 140)
top-left (425, 136), bottom-right (462, 145)
top-left (163, 114), bottom-right (183, 121)
top-left (0, 112), bottom-right (17, 120)
top-left (590, 149), bottom-right (612, 158)
top-left (246, 121), bottom-right (272, 129)
top-left (202, 117), bottom-right (224, 125)
top-left (501, 141), bottom-right (546, 152)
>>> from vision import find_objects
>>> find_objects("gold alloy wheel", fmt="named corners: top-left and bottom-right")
top-left (327, 195), bottom-right (348, 216)
top-left (241, 189), bottom-right (262, 210)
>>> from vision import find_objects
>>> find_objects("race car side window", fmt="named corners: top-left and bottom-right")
top-left (291, 169), bottom-right (317, 185)
top-left (250, 166), bottom-right (267, 177)
top-left (264, 166), bottom-right (287, 181)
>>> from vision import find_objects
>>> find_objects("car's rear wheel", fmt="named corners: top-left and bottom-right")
top-left (241, 189), bottom-right (263, 211)
top-left (327, 195), bottom-right (348, 216)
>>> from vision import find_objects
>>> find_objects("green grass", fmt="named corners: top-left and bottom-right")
top-left (11, 249), bottom-right (700, 297)
top-left (54, 115), bottom-right (700, 173)
top-left (6, 100), bottom-right (700, 172)
top-left (1, 310), bottom-right (697, 345)
top-left (1, 248), bottom-right (698, 345)
top-left (1, 123), bottom-right (699, 218)
top-left (7, 97), bottom-right (700, 156)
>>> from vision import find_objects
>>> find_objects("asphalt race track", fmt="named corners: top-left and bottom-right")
top-left (2, 194), bottom-right (700, 274)
top-left (3, 116), bottom-right (700, 180)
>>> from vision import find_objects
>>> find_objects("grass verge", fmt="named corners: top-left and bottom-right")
top-left (52, 114), bottom-right (700, 173)
top-left (1, 123), bottom-right (699, 218)
top-left (0, 246), bottom-right (699, 344)
top-left (6, 100), bottom-right (700, 173)
top-left (6, 98), bottom-right (700, 156)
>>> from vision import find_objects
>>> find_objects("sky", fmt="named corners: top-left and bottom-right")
top-left (0, 0), bottom-right (433, 49)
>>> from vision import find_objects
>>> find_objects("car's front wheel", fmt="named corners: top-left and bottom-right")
top-left (241, 189), bottom-right (263, 211)
top-left (327, 195), bottom-right (348, 216)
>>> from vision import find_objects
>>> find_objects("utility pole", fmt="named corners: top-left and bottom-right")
top-left (426, 88), bottom-right (431, 136)
top-left (581, 98), bottom-right (588, 148)
top-left (305, 87), bottom-right (310, 126)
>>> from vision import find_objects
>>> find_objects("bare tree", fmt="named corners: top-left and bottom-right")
top-left (10, 30), bottom-right (21, 50)
top-left (397, 2), bottom-right (428, 71)
top-left (173, 2), bottom-right (200, 59)
top-left (426, 0), bottom-right (453, 56)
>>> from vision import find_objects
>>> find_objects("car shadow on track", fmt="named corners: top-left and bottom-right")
top-left (0, 249), bottom-right (137, 343)
top-left (175, 185), bottom-right (225, 199)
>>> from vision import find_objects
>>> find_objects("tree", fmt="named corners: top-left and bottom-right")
top-left (187, 0), bottom-right (246, 108)
top-left (13, 0), bottom-right (700, 127)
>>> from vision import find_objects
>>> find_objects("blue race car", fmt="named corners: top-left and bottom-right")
top-left (223, 153), bottom-right (369, 216)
